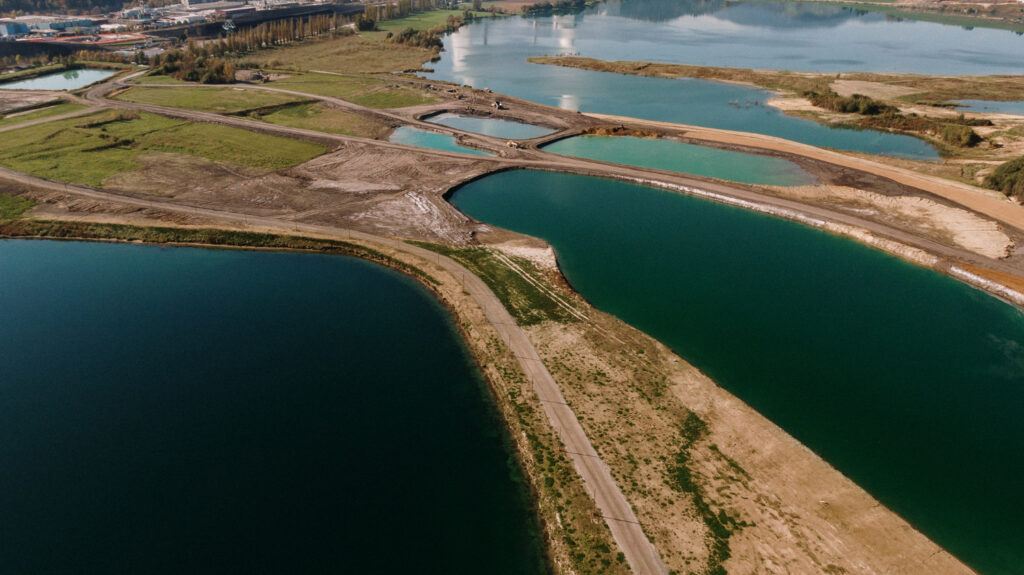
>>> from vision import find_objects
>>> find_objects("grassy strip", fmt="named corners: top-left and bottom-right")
top-left (0, 219), bottom-right (440, 286)
top-left (0, 110), bottom-right (327, 187)
top-left (373, 9), bottom-right (489, 33)
top-left (253, 102), bottom-right (392, 138)
top-left (408, 241), bottom-right (578, 326)
top-left (0, 194), bottom-right (37, 220)
top-left (0, 102), bottom-right (88, 129)
top-left (112, 86), bottom-right (308, 115)
top-left (0, 63), bottom-right (65, 83)
top-left (238, 34), bottom-right (437, 75)
top-left (271, 72), bottom-right (437, 108)
top-left (669, 411), bottom-right (747, 575)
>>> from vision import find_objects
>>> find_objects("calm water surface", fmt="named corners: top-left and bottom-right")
top-left (426, 0), bottom-right (1023, 159)
top-left (955, 100), bottom-right (1024, 116)
top-left (390, 126), bottom-right (493, 155)
top-left (0, 240), bottom-right (545, 574)
top-left (543, 135), bottom-right (817, 185)
top-left (0, 68), bottom-right (117, 91)
top-left (451, 170), bottom-right (1024, 575)
top-left (428, 112), bottom-right (555, 139)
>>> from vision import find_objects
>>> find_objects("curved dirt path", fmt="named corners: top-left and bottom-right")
top-left (0, 165), bottom-right (669, 575)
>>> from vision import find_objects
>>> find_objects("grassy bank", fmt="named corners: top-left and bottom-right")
top-left (111, 86), bottom-right (309, 115)
top-left (238, 34), bottom-right (437, 75)
top-left (0, 102), bottom-right (88, 130)
top-left (270, 73), bottom-right (437, 108)
top-left (0, 110), bottom-right (327, 187)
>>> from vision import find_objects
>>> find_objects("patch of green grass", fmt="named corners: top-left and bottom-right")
top-left (409, 241), bottom-right (577, 325)
top-left (238, 33), bottom-right (435, 74)
top-left (112, 85), bottom-right (308, 114)
top-left (130, 73), bottom-right (187, 85)
top-left (0, 102), bottom-right (88, 129)
top-left (0, 110), bottom-right (327, 187)
top-left (374, 10), bottom-right (488, 33)
top-left (0, 194), bottom-right (36, 220)
top-left (272, 72), bottom-right (437, 108)
top-left (255, 102), bottom-right (391, 138)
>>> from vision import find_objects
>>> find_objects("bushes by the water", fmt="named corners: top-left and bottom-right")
top-left (984, 156), bottom-right (1024, 199)
top-left (387, 27), bottom-right (443, 49)
top-left (803, 89), bottom-right (895, 115)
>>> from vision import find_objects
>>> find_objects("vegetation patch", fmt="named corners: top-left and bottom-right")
top-left (253, 102), bottom-right (392, 139)
top-left (669, 411), bottom-right (746, 575)
top-left (0, 110), bottom-right (326, 187)
top-left (270, 72), bottom-right (437, 108)
top-left (0, 194), bottom-right (36, 221)
top-left (112, 86), bottom-right (309, 115)
top-left (984, 156), bottom-right (1024, 200)
top-left (238, 34), bottom-right (437, 75)
top-left (0, 102), bottom-right (87, 129)
top-left (408, 241), bottom-right (579, 325)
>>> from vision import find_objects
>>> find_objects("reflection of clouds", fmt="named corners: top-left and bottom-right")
top-left (448, 29), bottom-right (474, 81)
top-left (989, 334), bottom-right (1024, 380)
top-left (559, 93), bottom-right (581, 111)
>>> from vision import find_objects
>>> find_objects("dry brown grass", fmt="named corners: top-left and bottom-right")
top-left (240, 34), bottom-right (438, 74)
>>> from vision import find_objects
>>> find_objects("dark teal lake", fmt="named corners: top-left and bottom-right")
top-left (543, 135), bottom-right (817, 186)
top-left (0, 240), bottom-right (545, 574)
top-left (450, 170), bottom-right (1024, 575)
top-left (427, 1), bottom-right (1023, 159)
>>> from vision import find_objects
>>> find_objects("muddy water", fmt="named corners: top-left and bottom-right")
top-left (0, 240), bottom-right (546, 574)
top-left (543, 135), bottom-right (817, 186)
top-left (451, 170), bottom-right (1024, 575)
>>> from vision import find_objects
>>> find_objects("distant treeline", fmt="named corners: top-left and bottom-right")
top-left (521, 0), bottom-right (587, 16)
top-left (203, 13), bottom-right (347, 57)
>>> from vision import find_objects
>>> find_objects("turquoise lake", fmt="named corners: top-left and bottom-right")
top-left (450, 170), bottom-right (1024, 575)
top-left (426, 0), bottom-right (1024, 159)
top-left (390, 126), bottom-right (493, 155)
top-left (543, 135), bottom-right (817, 186)
top-left (0, 240), bottom-right (546, 574)
top-left (0, 68), bottom-right (117, 91)
top-left (427, 112), bottom-right (555, 139)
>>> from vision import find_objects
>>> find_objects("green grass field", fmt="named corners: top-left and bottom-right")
top-left (255, 102), bottom-right (391, 138)
top-left (0, 102), bottom-right (88, 129)
top-left (271, 73), bottom-right (437, 108)
top-left (112, 86), bottom-right (309, 114)
top-left (0, 194), bottom-right (36, 220)
top-left (129, 74), bottom-right (188, 85)
top-left (238, 34), bottom-right (435, 74)
top-left (0, 110), bottom-right (327, 187)
top-left (373, 10), bottom-right (488, 33)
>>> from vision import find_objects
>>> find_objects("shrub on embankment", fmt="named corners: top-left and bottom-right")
top-left (984, 156), bottom-right (1024, 199)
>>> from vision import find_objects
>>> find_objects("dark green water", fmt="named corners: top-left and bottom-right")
top-left (450, 170), bottom-right (1024, 575)
top-left (0, 240), bottom-right (545, 574)
top-left (543, 135), bottom-right (817, 186)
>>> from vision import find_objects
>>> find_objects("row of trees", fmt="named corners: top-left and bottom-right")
top-left (153, 49), bottom-right (235, 84)
top-left (203, 14), bottom-right (349, 59)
